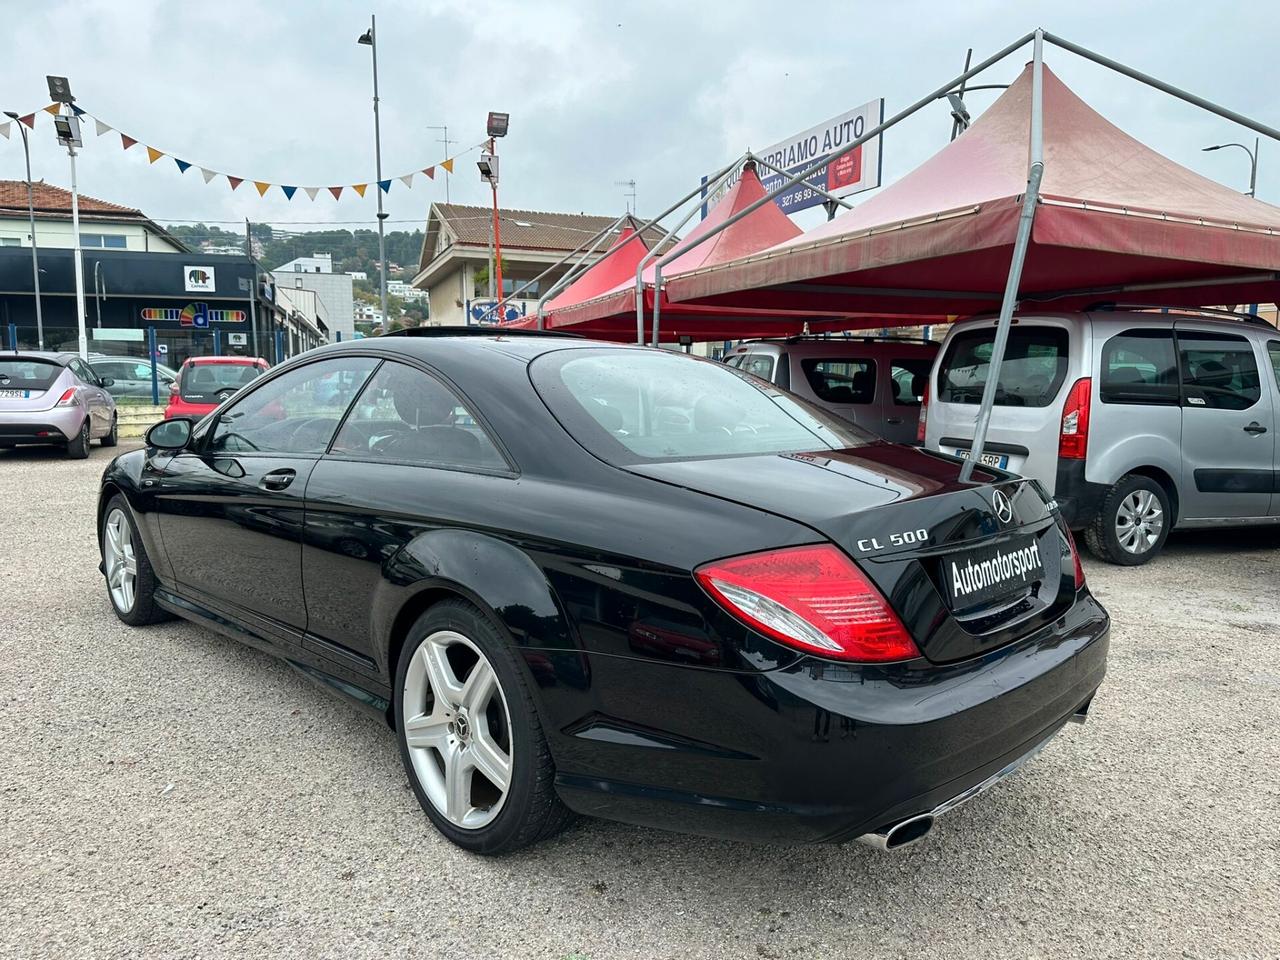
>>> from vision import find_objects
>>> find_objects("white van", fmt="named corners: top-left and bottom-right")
top-left (923, 309), bottom-right (1280, 565)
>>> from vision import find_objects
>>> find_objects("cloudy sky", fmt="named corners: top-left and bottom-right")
top-left (1, 0), bottom-right (1276, 236)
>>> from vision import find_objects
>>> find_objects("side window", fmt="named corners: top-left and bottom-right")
top-left (208, 356), bottom-right (378, 455)
top-left (738, 354), bottom-right (775, 381)
top-left (890, 360), bottom-right (930, 406)
top-left (1268, 342), bottom-right (1280, 391)
top-left (330, 361), bottom-right (507, 471)
top-left (70, 359), bottom-right (95, 384)
top-left (800, 358), bottom-right (875, 404)
top-left (1100, 329), bottom-right (1179, 405)
top-left (1178, 332), bottom-right (1260, 411)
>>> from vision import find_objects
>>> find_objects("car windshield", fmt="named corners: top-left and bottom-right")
top-left (179, 362), bottom-right (263, 401)
top-left (0, 358), bottom-right (63, 390)
top-left (530, 348), bottom-right (876, 464)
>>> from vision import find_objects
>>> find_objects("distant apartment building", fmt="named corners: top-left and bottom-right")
top-left (386, 279), bottom-right (428, 303)
top-left (271, 252), bottom-right (355, 341)
top-left (349, 270), bottom-right (368, 280)
top-left (413, 204), bottom-right (665, 326)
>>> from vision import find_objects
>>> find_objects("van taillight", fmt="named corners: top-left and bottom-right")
top-left (1058, 378), bottom-right (1091, 460)
top-left (917, 383), bottom-right (930, 443)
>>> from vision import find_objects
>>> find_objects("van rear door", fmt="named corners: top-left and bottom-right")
top-left (927, 320), bottom-right (1075, 492)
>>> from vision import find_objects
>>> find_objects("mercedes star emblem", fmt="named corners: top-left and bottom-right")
top-left (992, 489), bottom-right (1014, 524)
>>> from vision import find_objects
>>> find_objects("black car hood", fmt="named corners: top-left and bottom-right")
top-left (625, 443), bottom-right (1049, 560)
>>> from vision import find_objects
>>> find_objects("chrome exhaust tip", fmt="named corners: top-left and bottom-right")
top-left (856, 813), bottom-right (935, 852)
top-left (1068, 697), bottom-right (1093, 725)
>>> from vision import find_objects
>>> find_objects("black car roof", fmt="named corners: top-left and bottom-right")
top-left (317, 330), bottom-right (641, 364)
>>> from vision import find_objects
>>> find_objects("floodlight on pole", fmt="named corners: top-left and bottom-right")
top-left (357, 15), bottom-right (389, 325)
top-left (5, 109), bottom-right (45, 348)
top-left (46, 75), bottom-right (88, 360)
top-left (481, 116), bottom-right (507, 312)
top-left (1202, 140), bottom-right (1259, 197)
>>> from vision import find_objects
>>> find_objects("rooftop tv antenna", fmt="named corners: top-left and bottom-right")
top-left (615, 179), bottom-right (637, 213)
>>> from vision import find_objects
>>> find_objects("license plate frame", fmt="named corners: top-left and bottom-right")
top-left (941, 533), bottom-right (1046, 611)
top-left (0, 389), bottom-right (31, 399)
top-left (954, 448), bottom-right (1009, 469)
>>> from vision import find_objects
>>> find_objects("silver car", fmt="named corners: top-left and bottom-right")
top-left (924, 308), bottom-right (1280, 565)
top-left (0, 352), bottom-right (118, 458)
top-left (725, 336), bottom-right (938, 444)
top-left (88, 356), bottom-right (179, 400)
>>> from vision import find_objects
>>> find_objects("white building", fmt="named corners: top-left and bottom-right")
top-left (349, 270), bottom-right (368, 281)
top-left (387, 279), bottom-right (428, 302)
top-left (271, 252), bottom-right (355, 341)
top-left (0, 180), bottom-right (185, 253)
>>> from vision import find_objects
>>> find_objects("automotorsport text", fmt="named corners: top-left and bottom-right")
top-left (950, 541), bottom-right (1042, 601)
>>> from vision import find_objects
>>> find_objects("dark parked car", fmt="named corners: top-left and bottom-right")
top-left (88, 356), bottom-right (180, 400)
top-left (97, 330), bottom-right (1109, 854)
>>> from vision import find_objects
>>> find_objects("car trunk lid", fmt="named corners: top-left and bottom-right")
top-left (0, 358), bottom-right (65, 412)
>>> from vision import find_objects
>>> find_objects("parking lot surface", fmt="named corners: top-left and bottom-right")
top-left (2, 442), bottom-right (1277, 960)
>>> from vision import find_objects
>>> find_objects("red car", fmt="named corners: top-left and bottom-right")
top-left (164, 356), bottom-right (269, 420)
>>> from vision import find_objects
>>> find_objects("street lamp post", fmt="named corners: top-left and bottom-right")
top-left (47, 76), bottom-right (88, 360)
top-left (358, 16), bottom-right (389, 326)
top-left (1202, 138), bottom-right (1259, 197)
top-left (4, 110), bottom-right (44, 349)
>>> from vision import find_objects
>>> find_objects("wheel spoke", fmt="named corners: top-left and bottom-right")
top-left (461, 659), bottom-right (496, 715)
top-left (469, 732), bottom-right (511, 792)
top-left (420, 641), bottom-right (465, 709)
top-left (106, 518), bottom-right (122, 557)
top-left (403, 711), bottom-right (450, 752)
top-left (444, 743), bottom-right (470, 823)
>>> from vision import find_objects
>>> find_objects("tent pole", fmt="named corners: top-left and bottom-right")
top-left (1044, 32), bottom-right (1280, 143)
top-left (747, 154), bottom-right (855, 211)
top-left (532, 214), bottom-right (629, 329)
top-left (961, 28), bottom-right (1046, 483)
top-left (650, 31), bottom-right (1038, 320)
top-left (637, 158), bottom-right (744, 345)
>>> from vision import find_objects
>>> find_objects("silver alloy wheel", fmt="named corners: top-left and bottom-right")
top-left (103, 508), bottom-right (138, 612)
top-left (1115, 488), bottom-right (1164, 555)
top-left (402, 629), bottom-right (513, 830)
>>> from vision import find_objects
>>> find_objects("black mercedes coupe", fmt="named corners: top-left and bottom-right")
top-left (97, 330), bottom-right (1109, 854)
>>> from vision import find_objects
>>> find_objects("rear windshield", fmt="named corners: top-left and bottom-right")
top-left (939, 326), bottom-right (1069, 407)
top-left (179, 362), bottom-right (263, 401)
top-left (0, 358), bottom-right (63, 390)
top-left (530, 348), bottom-right (875, 464)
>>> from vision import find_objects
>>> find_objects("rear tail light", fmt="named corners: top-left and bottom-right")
top-left (54, 388), bottom-right (79, 407)
top-left (1062, 524), bottom-right (1085, 589)
top-left (1058, 377), bottom-right (1092, 460)
top-left (916, 382), bottom-right (930, 443)
top-left (695, 545), bottom-right (921, 663)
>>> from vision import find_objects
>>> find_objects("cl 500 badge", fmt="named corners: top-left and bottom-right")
top-left (857, 527), bottom-right (929, 553)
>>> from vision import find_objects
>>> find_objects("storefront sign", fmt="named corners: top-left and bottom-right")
top-left (184, 265), bottom-right (216, 293)
top-left (91, 328), bottom-right (145, 341)
top-left (141, 303), bottom-right (247, 326)
top-left (704, 100), bottom-right (884, 215)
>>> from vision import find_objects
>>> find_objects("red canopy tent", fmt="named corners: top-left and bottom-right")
top-left (665, 63), bottom-right (1280, 318)
top-left (506, 163), bottom-right (916, 340)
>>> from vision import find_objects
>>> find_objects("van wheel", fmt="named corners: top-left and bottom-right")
top-left (1084, 474), bottom-right (1170, 565)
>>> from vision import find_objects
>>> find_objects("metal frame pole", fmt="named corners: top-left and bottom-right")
top-left (531, 214), bottom-right (629, 329)
top-left (11, 119), bottom-right (44, 349)
top-left (959, 29), bottom-right (1046, 482)
top-left (747, 153), bottom-right (854, 211)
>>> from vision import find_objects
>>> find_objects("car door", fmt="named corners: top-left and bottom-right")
top-left (153, 355), bottom-right (379, 637)
top-left (884, 357), bottom-right (931, 444)
top-left (69, 358), bottom-right (110, 432)
top-left (1175, 326), bottom-right (1274, 520)
top-left (1267, 340), bottom-right (1280, 517)
top-left (301, 359), bottom-right (512, 666)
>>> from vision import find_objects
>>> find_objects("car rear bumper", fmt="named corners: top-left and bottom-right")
top-left (1055, 459), bottom-right (1110, 529)
top-left (0, 408), bottom-right (83, 443)
top-left (552, 591), bottom-right (1109, 844)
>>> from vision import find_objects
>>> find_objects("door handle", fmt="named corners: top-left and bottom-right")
top-left (1244, 422), bottom-right (1268, 435)
top-left (259, 468), bottom-right (297, 491)
top-left (885, 417), bottom-right (903, 425)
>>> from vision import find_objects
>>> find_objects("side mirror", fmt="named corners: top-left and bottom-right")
top-left (146, 417), bottom-right (193, 451)
top-left (99, 377), bottom-right (115, 388)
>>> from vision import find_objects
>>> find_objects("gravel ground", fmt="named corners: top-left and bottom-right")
top-left (2, 442), bottom-right (1278, 960)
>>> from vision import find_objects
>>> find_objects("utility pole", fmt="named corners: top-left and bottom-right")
top-left (245, 219), bottom-right (260, 359)
top-left (358, 16), bottom-right (389, 325)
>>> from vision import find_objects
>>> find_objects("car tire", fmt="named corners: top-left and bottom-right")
top-left (1084, 474), bottom-right (1171, 566)
top-left (101, 495), bottom-right (169, 625)
top-left (393, 598), bottom-right (574, 854)
top-left (66, 418), bottom-right (91, 459)
top-left (101, 414), bottom-right (119, 447)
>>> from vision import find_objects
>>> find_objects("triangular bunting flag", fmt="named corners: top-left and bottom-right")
top-left (303, 187), bottom-right (320, 201)
top-left (94, 119), bottom-right (112, 137)
top-left (228, 176), bottom-right (243, 191)
top-left (378, 179), bottom-right (392, 194)
top-left (200, 168), bottom-right (217, 183)
top-left (120, 134), bottom-right (137, 149)
top-left (146, 146), bottom-right (164, 164)
top-left (254, 181), bottom-right (271, 197)
top-left (441, 158), bottom-right (455, 173)
top-left (422, 166), bottom-right (435, 179)
top-left (328, 186), bottom-right (343, 200)
top-left (352, 183), bottom-right (368, 197)
top-left (19, 114), bottom-right (35, 129)
top-left (174, 159), bottom-right (192, 174)
top-left (43, 104), bottom-right (60, 116)
top-left (281, 185), bottom-right (297, 200)
top-left (71, 105), bottom-right (85, 117)
top-left (399, 173), bottom-right (414, 188)
top-left (0, 123), bottom-right (9, 140)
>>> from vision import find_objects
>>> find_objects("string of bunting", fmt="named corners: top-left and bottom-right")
top-left (0, 103), bottom-right (479, 201)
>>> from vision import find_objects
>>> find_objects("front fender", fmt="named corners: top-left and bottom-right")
top-left (98, 449), bottom-right (173, 582)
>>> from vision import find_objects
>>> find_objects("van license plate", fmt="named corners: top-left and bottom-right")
top-left (955, 449), bottom-right (1008, 469)
top-left (942, 534), bottom-right (1045, 611)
